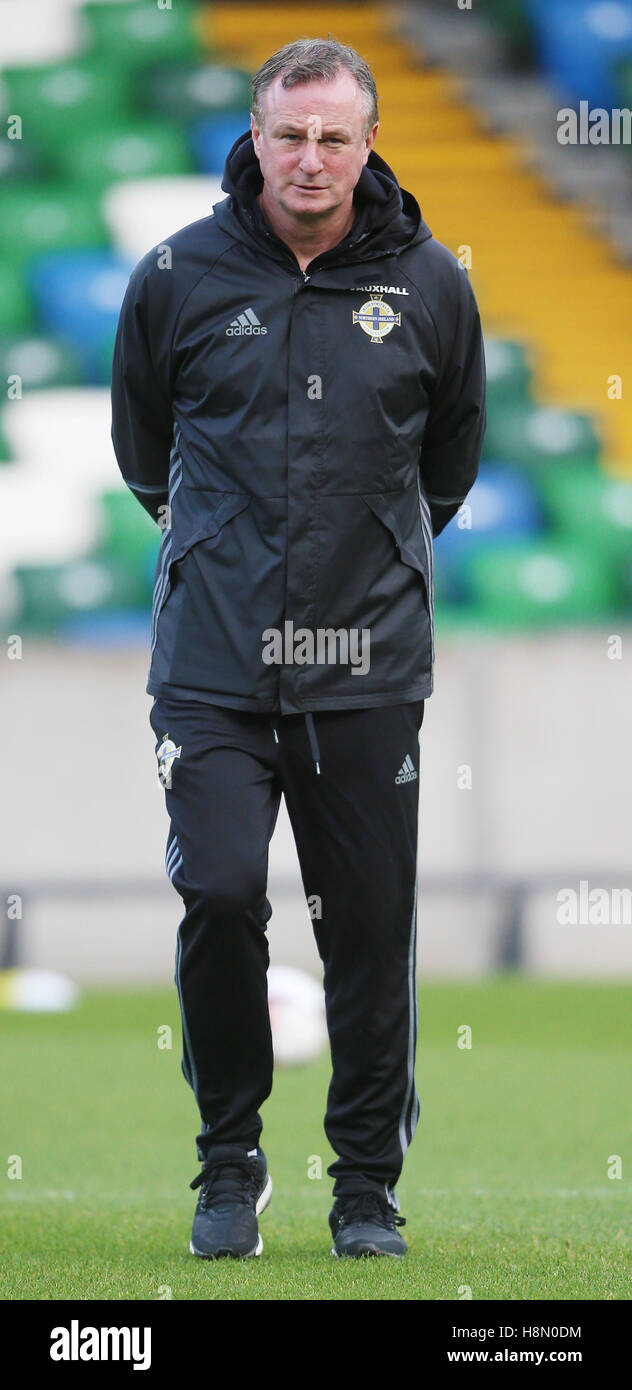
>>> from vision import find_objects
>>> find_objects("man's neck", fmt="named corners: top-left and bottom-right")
top-left (255, 189), bottom-right (356, 273)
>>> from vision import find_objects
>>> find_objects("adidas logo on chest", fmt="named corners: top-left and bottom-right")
top-left (226, 307), bottom-right (267, 336)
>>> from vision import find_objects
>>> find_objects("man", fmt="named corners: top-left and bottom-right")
top-left (111, 36), bottom-right (485, 1260)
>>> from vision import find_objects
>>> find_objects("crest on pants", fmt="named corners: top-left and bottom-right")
top-left (157, 733), bottom-right (181, 788)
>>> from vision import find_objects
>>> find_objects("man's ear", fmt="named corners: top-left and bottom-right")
top-left (251, 113), bottom-right (262, 158)
top-left (362, 121), bottom-right (379, 165)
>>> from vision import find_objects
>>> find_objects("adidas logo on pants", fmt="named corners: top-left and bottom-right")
top-left (395, 754), bottom-right (418, 784)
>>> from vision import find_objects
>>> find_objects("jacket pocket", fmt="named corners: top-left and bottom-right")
top-left (150, 492), bottom-right (251, 654)
top-left (361, 483), bottom-right (434, 660)
top-left (171, 490), bottom-right (252, 563)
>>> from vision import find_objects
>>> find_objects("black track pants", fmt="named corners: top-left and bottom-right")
top-left (149, 696), bottom-right (425, 1199)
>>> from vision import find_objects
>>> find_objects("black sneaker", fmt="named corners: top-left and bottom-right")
top-left (329, 1191), bottom-right (407, 1258)
top-left (189, 1143), bottom-right (273, 1259)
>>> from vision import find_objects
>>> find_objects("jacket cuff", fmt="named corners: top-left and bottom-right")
top-left (126, 482), bottom-right (169, 526)
top-left (427, 495), bottom-right (465, 538)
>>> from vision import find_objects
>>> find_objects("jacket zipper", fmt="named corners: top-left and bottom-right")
top-left (248, 205), bottom-right (372, 279)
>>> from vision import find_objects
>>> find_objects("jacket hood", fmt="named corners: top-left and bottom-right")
top-left (213, 130), bottom-right (432, 266)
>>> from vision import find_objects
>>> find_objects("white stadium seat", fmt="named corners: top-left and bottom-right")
top-left (0, 462), bottom-right (99, 571)
top-left (0, 387), bottom-right (122, 491)
top-left (0, 0), bottom-right (85, 68)
top-left (103, 175), bottom-right (223, 262)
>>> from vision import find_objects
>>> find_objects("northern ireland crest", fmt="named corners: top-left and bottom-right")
top-left (352, 294), bottom-right (402, 344)
top-left (157, 733), bottom-right (181, 788)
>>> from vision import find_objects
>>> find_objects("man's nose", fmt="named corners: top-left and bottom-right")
top-left (300, 138), bottom-right (323, 172)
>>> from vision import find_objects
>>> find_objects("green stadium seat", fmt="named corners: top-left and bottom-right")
top-left (483, 0), bottom-right (534, 58)
top-left (483, 402), bottom-right (600, 470)
top-left (484, 338), bottom-right (533, 418)
top-left (464, 540), bottom-right (622, 626)
top-left (621, 554), bottom-right (632, 610)
top-left (0, 185), bottom-right (109, 269)
top-left (52, 120), bottom-right (194, 187)
top-left (0, 135), bottom-right (46, 184)
top-left (0, 422), bottom-right (10, 463)
top-left (433, 602), bottom-right (486, 637)
top-left (0, 264), bottom-right (33, 335)
top-left (538, 467), bottom-right (632, 566)
top-left (14, 556), bottom-right (152, 633)
top-left (95, 488), bottom-right (161, 570)
top-left (82, 1), bottom-right (203, 72)
top-left (1, 60), bottom-right (134, 155)
top-left (140, 62), bottom-right (252, 123)
top-left (0, 334), bottom-right (82, 391)
top-left (615, 58), bottom-right (632, 108)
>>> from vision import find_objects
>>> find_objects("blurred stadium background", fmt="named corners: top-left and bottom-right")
top-left (1, 0), bottom-right (632, 989)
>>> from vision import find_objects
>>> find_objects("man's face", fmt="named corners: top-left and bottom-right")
top-left (251, 70), bottom-right (378, 222)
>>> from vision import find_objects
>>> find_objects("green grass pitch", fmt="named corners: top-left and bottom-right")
top-left (1, 978), bottom-right (630, 1300)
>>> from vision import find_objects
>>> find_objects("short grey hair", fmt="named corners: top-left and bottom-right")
top-left (251, 37), bottom-right (379, 140)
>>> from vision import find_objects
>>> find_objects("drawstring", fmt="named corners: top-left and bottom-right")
top-left (304, 712), bottom-right (321, 775)
top-left (270, 714), bottom-right (322, 774)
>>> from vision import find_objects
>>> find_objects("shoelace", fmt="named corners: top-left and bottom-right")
top-left (190, 1157), bottom-right (258, 1212)
top-left (336, 1192), bottom-right (406, 1229)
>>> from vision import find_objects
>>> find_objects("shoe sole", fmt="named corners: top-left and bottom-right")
top-left (190, 1174), bottom-right (273, 1260)
top-left (256, 1174), bottom-right (273, 1217)
top-left (331, 1247), bottom-right (405, 1258)
top-left (190, 1234), bottom-right (263, 1259)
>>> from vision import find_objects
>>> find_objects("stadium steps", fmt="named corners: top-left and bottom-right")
top-left (206, 2), bottom-right (632, 477)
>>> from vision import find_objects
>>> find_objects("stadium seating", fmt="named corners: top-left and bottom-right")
top-left (481, 0), bottom-right (535, 59)
top-left (0, 0), bottom-right (83, 68)
top-left (524, 0), bottom-right (632, 110)
top-left (0, 334), bottom-right (82, 392)
top-left (27, 252), bottom-right (134, 383)
top-left (615, 55), bottom-right (632, 104)
top-left (81, 0), bottom-right (204, 70)
top-left (538, 467), bottom-right (632, 567)
top-left (103, 176), bottom-right (223, 262)
top-left (53, 120), bottom-right (195, 188)
top-left (0, 185), bottom-right (109, 267)
top-left (465, 540), bottom-right (623, 625)
top-left (483, 404), bottom-right (601, 473)
top-left (95, 488), bottom-right (161, 581)
top-left (0, 264), bottom-right (32, 336)
top-left (484, 338), bottom-right (534, 417)
top-left (140, 62), bottom-right (251, 122)
top-left (434, 462), bottom-right (544, 603)
top-left (0, 465), bottom-right (98, 573)
top-left (1, 388), bottom-right (122, 487)
top-left (191, 112), bottom-right (253, 173)
top-left (1, 59), bottom-right (135, 153)
top-left (14, 556), bottom-right (152, 634)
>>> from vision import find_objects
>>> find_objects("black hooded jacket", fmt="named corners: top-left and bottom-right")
top-left (110, 131), bottom-right (486, 715)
